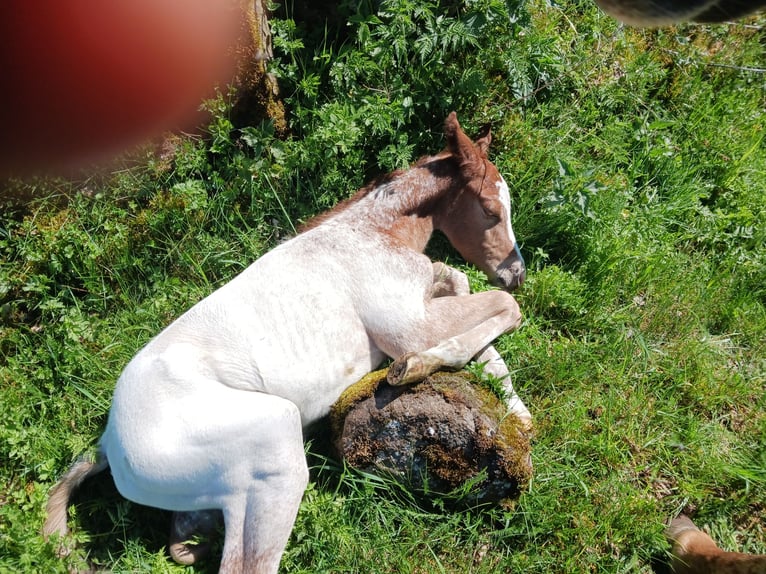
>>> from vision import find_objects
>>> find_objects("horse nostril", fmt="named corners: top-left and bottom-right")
top-left (510, 266), bottom-right (525, 288)
top-left (511, 259), bottom-right (525, 277)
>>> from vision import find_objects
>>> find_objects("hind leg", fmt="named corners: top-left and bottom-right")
top-left (169, 394), bottom-right (308, 574)
top-left (105, 382), bottom-right (309, 574)
top-left (166, 393), bottom-right (308, 574)
top-left (218, 457), bottom-right (307, 574)
top-left (215, 394), bottom-right (308, 574)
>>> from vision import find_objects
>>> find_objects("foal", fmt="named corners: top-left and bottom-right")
top-left (44, 113), bottom-right (528, 573)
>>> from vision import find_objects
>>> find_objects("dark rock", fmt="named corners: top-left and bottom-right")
top-left (330, 369), bottom-right (533, 507)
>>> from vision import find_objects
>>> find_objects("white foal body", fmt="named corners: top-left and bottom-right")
top-left (45, 113), bottom-right (528, 574)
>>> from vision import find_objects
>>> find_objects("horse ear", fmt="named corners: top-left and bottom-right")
top-left (475, 124), bottom-right (492, 157)
top-left (444, 112), bottom-right (482, 171)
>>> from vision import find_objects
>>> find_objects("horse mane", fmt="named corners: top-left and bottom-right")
top-left (297, 152), bottom-right (453, 233)
top-left (297, 176), bottom-right (388, 233)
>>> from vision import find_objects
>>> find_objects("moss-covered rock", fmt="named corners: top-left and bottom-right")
top-left (330, 369), bottom-right (533, 507)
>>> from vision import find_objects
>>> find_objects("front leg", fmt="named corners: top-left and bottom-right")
top-left (427, 263), bottom-right (531, 427)
top-left (429, 263), bottom-right (511, 383)
top-left (473, 345), bottom-right (532, 430)
top-left (386, 289), bottom-right (521, 385)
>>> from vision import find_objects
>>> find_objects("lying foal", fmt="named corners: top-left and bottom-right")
top-left (44, 113), bottom-right (529, 573)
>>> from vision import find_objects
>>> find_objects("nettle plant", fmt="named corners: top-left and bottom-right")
top-left (267, 0), bottom-right (534, 190)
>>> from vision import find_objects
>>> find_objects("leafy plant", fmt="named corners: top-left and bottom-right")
top-left (1, 0), bottom-right (764, 572)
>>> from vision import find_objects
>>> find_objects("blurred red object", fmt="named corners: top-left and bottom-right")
top-left (0, 0), bottom-right (241, 175)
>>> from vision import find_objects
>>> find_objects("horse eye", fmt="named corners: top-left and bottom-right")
top-left (482, 204), bottom-right (501, 221)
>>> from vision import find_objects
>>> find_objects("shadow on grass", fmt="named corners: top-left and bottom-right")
top-left (649, 550), bottom-right (672, 574)
top-left (68, 470), bottom-right (222, 573)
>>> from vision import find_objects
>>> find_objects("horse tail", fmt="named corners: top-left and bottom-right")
top-left (43, 448), bottom-right (109, 547)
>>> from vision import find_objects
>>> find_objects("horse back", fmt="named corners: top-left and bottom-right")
top-left (112, 223), bottom-right (431, 425)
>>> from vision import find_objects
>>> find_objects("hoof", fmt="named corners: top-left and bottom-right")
top-left (168, 510), bottom-right (221, 565)
top-left (516, 413), bottom-right (534, 436)
top-left (387, 353), bottom-right (428, 386)
top-left (169, 539), bottom-right (211, 566)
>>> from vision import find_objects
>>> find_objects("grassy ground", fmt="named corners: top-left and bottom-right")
top-left (1, 0), bottom-right (764, 572)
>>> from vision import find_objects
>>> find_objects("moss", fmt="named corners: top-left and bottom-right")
top-left (227, 0), bottom-right (288, 134)
top-left (423, 443), bottom-right (475, 484)
top-left (495, 413), bottom-right (534, 484)
top-left (342, 434), bottom-right (377, 468)
top-left (329, 368), bottom-right (387, 438)
top-left (428, 371), bottom-right (508, 423)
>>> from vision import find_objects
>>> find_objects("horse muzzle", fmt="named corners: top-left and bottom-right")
top-left (493, 245), bottom-right (526, 291)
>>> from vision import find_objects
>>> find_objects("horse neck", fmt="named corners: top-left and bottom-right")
top-left (339, 157), bottom-right (454, 253)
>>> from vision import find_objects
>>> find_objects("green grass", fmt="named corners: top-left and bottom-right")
top-left (1, 0), bottom-right (765, 572)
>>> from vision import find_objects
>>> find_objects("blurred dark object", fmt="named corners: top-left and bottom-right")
top-left (595, 0), bottom-right (766, 25)
top-left (0, 0), bottom-right (245, 176)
